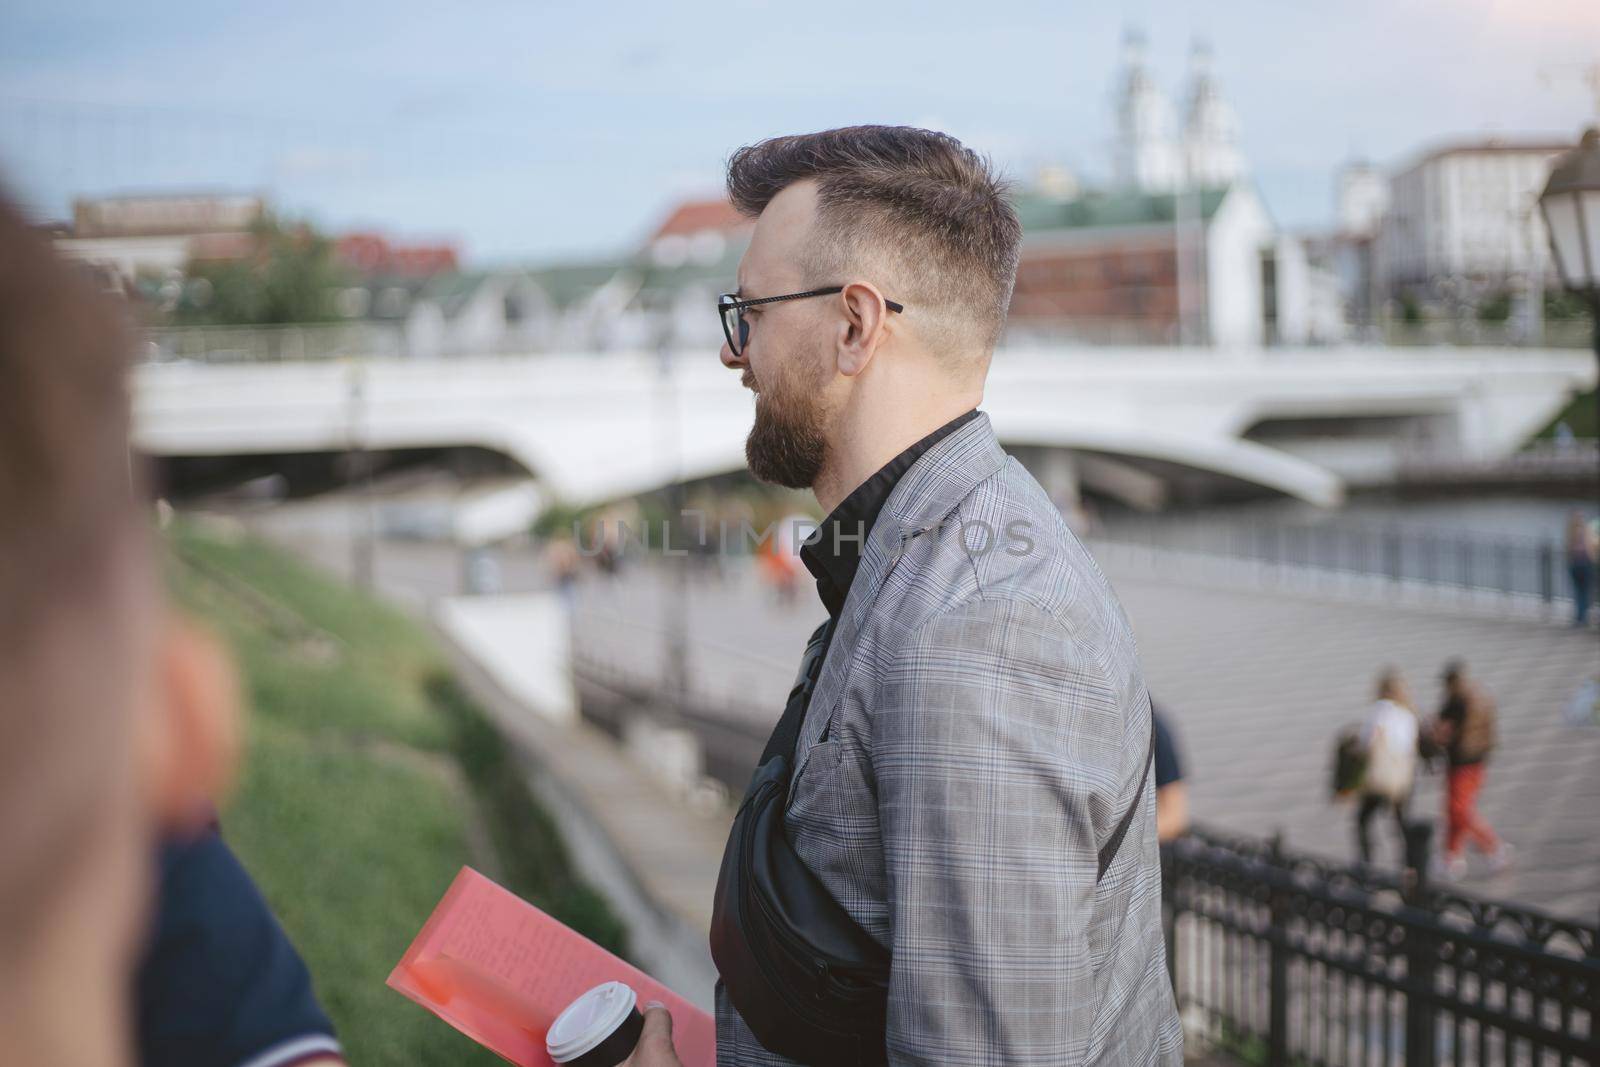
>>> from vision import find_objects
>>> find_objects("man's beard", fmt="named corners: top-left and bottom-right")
top-left (743, 360), bottom-right (829, 489)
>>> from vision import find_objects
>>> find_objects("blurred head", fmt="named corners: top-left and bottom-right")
top-left (1376, 668), bottom-right (1411, 708)
top-left (720, 126), bottom-right (1021, 488)
top-left (0, 197), bottom-right (239, 1066)
top-left (1442, 659), bottom-right (1467, 694)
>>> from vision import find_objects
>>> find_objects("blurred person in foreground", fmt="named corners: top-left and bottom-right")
top-left (135, 829), bottom-right (341, 1066)
top-left (0, 198), bottom-right (341, 1067)
top-left (636, 125), bottom-right (1180, 1066)
top-left (1432, 660), bottom-right (1510, 879)
top-left (1352, 670), bottom-right (1419, 868)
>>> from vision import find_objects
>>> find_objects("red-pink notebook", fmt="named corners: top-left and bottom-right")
top-left (388, 867), bottom-right (716, 1067)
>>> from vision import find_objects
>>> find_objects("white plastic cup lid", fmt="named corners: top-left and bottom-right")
top-left (546, 981), bottom-right (638, 1064)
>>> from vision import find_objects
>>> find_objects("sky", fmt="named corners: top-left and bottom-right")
top-left (1, 0), bottom-right (1596, 266)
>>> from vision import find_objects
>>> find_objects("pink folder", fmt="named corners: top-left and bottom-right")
top-left (388, 867), bottom-right (716, 1067)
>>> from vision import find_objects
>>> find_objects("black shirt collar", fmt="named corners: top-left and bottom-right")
top-left (799, 409), bottom-right (981, 617)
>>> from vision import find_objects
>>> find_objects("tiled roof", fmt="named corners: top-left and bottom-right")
top-left (1013, 186), bottom-right (1231, 233)
top-left (526, 260), bottom-right (631, 309)
top-left (650, 198), bottom-right (749, 240)
top-left (336, 232), bottom-right (459, 276)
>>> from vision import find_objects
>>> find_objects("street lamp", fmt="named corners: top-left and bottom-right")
top-left (1537, 127), bottom-right (1600, 430)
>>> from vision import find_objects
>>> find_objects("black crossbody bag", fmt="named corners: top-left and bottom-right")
top-left (710, 618), bottom-right (1156, 1066)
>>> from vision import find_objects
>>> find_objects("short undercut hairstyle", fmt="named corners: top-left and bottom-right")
top-left (726, 125), bottom-right (1022, 356)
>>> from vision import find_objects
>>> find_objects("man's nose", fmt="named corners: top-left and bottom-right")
top-left (719, 340), bottom-right (746, 370)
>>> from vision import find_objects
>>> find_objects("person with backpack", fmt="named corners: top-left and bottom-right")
top-left (1353, 670), bottom-right (1420, 867)
top-left (1433, 660), bottom-right (1511, 879)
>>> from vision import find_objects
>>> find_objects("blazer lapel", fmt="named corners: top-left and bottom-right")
top-left (792, 413), bottom-right (1009, 773)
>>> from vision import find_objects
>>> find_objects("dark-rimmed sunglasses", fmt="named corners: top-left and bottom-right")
top-left (717, 287), bottom-right (905, 358)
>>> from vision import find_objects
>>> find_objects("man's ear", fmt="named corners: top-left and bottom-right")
top-left (834, 281), bottom-right (892, 377)
top-left (138, 618), bottom-right (241, 834)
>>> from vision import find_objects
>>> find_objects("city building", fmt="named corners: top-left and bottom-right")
top-left (1072, 31), bottom-right (1325, 347)
top-left (571, 178), bottom-right (1324, 351)
top-left (1007, 184), bottom-right (1274, 347)
top-left (1337, 162), bottom-right (1389, 238)
top-left (1299, 227), bottom-right (1380, 339)
top-left (473, 196), bottom-right (751, 354)
top-left (337, 271), bottom-right (554, 358)
top-left (53, 192), bottom-right (265, 291)
top-left (1375, 138), bottom-right (1567, 304)
top-left (327, 196), bottom-right (754, 357)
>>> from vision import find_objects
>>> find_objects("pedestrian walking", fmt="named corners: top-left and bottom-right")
top-left (1432, 660), bottom-right (1511, 879)
top-left (1354, 670), bottom-right (1419, 867)
top-left (1565, 509), bottom-right (1597, 627)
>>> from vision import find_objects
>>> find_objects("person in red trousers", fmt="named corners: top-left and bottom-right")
top-left (1432, 661), bottom-right (1512, 879)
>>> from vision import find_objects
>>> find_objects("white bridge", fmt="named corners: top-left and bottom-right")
top-left (133, 345), bottom-right (1595, 514)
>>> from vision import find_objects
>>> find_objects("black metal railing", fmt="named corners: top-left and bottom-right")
top-left (1164, 824), bottom-right (1598, 1067)
top-left (1096, 519), bottom-right (1593, 611)
top-left (567, 614), bottom-right (782, 793)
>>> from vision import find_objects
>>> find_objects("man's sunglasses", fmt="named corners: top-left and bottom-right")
top-left (717, 287), bottom-right (905, 358)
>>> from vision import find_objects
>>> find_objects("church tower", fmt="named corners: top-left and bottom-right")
top-left (1180, 39), bottom-right (1243, 188)
top-left (1112, 29), bottom-right (1182, 192)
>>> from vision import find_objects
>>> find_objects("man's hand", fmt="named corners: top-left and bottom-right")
top-left (1155, 781), bottom-right (1189, 843)
top-left (624, 1002), bottom-right (684, 1067)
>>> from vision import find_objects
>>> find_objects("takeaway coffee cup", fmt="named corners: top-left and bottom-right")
top-left (546, 981), bottom-right (646, 1066)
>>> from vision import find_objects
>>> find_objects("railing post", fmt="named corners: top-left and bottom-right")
top-left (1268, 833), bottom-right (1289, 1067)
top-left (1540, 541), bottom-right (1555, 614)
top-left (1403, 821), bottom-right (1438, 1067)
top-left (1590, 905), bottom-right (1600, 1067)
top-left (1385, 527), bottom-right (1402, 588)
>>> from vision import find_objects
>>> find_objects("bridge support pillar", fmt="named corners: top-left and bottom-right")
top-left (1036, 448), bottom-right (1086, 531)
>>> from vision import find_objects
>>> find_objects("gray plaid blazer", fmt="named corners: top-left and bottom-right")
top-left (714, 413), bottom-right (1182, 1066)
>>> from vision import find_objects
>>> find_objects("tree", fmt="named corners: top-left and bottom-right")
top-left (1398, 291), bottom-right (1423, 325)
top-left (174, 217), bottom-right (352, 326)
top-left (1476, 289), bottom-right (1513, 323)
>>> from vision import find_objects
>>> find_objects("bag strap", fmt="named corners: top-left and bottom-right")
top-left (761, 617), bottom-right (836, 769)
top-left (1097, 716), bottom-right (1157, 882)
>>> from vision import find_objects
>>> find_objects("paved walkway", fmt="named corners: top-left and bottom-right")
top-left (1096, 554), bottom-right (1599, 921)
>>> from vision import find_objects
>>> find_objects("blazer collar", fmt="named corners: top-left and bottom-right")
top-left (878, 410), bottom-right (1007, 543)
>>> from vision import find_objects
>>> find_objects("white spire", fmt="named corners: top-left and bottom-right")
top-left (1181, 38), bottom-right (1243, 188)
top-left (1113, 27), bottom-right (1181, 192)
